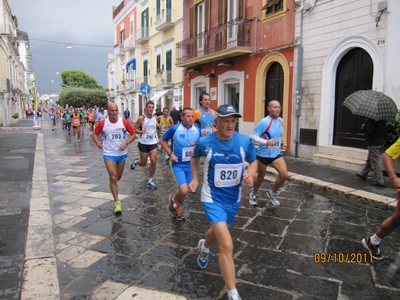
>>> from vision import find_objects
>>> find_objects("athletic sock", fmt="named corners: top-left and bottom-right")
top-left (201, 243), bottom-right (210, 253)
top-left (371, 234), bottom-right (382, 245)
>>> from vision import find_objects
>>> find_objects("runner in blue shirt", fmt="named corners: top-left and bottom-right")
top-left (249, 100), bottom-right (288, 207)
top-left (189, 104), bottom-right (257, 300)
top-left (159, 107), bottom-right (201, 221)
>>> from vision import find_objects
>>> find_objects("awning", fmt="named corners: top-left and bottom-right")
top-left (126, 58), bottom-right (136, 72)
top-left (261, 0), bottom-right (281, 10)
top-left (150, 89), bottom-right (171, 101)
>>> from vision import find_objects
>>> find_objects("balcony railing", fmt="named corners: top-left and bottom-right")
top-left (114, 44), bottom-right (124, 56)
top-left (155, 9), bottom-right (173, 31)
top-left (123, 35), bottom-right (135, 50)
top-left (136, 27), bottom-right (149, 44)
top-left (155, 70), bottom-right (174, 86)
top-left (176, 18), bottom-right (252, 66)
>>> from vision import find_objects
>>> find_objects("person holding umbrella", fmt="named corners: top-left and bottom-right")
top-left (356, 118), bottom-right (387, 187)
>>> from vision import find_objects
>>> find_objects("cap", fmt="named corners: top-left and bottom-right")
top-left (216, 104), bottom-right (242, 118)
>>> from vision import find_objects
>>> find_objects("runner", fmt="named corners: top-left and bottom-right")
top-left (87, 107), bottom-right (96, 135)
top-left (93, 103), bottom-right (136, 214)
top-left (362, 137), bottom-right (400, 261)
top-left (194, 92), bottom-right (216, 136)
top-left (62, 108), bottom-right (72, 134)
top-left (189, 104), bottom-right (257, 300)
top-left (79, 107), bottom-right (86, 136)
top-left (49, 108), bottom-right (56, 130)
top-left (159, 107), bottom-right (201, 221)
top-left (249, 100), bottom-right (287, 207)
top-left (130, 101), bottom-right (159, 189)
top-left (71, 107), bottom-right (82, 142)
top-left (157, 107), bottom-right (174, 161)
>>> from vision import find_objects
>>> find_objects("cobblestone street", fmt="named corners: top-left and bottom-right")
top-left (2, 118), bottom-right (400, 299)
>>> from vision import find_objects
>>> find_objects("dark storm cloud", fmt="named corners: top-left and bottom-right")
top-left (10, 0), bottom-right (120, 94)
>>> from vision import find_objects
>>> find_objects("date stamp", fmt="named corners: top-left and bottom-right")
top-left (314, 252), bottom-right (372, 264)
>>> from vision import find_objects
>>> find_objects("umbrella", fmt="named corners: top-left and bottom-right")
top-left (343, 90), bottom-right (398, 121)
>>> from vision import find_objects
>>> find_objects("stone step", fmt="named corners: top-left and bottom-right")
top-left (318, 145), bottom-right (367, 161)
top-left (313, 153), bottom-right (364, 172)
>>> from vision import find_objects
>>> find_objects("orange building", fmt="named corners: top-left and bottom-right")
top-left (176, 0), bottom-right (295, 151)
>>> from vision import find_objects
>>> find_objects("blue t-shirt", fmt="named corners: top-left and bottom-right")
top-left (195, 107), bottom-right (215, 136)
top-left (193, 132), bottom-right (257, 204)
top-left (252, 115), bottom-right (284, 158)
top-left (162, 123), bottom-right (201, 165)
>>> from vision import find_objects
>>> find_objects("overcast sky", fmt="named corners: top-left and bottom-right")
top-left (10, 0), bottom-right (121, 95)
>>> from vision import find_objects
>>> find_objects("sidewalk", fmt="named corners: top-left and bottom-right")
top-left (1, 118), bottom-right (400, 299)
top-left (265, 155), bottom-right (397, 211)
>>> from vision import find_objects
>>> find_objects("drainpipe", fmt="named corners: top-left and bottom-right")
top-left (295, 2), bottom-right (304, 158)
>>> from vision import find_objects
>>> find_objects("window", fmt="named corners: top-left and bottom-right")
top-left (143, 59), bottom-right (148, 84)
top-left (166, 50), bottom-right (172, 82)
top-left (156, 0), bottom-right (161, 16)
top-left (197, 2), bottom-right (205, 49)
top-left (130, 20), bottom-right (133, 36)
top-left (227, 0), bottom-right (238, 39)
top-left (141, 8), bottom-right (149, 37)
top-left (262, 0), bottom-right (283, 16)
top-left (156, 54), bottom-right (161, 73)
top-left (119, 29), bottom-right (125, 43)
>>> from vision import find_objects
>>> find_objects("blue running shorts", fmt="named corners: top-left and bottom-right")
top-left (201, 201), bottom-right (240, 225)
top-left (103, 154), bottom-right (128, 163)
top-left (172, 163), bottom-right (192, 186)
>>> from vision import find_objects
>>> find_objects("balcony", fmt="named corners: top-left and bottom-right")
top-left (26, 54), bottom-right (32, 62)
top-left (155, 70), bottom-right (174, 87)
top-left (124, 35), bottom-right (135, 50)
top-left (176, 18), bottom-right (253, 68)
top-left (136, 27), bottom-right (149, 44)
top-left (155, 9), bottom-right (173, 32)
top-left (114, 44), bottom-right (125, 56)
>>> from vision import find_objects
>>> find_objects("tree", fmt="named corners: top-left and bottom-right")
top-left (61, 70), bottom-right (103, 89)
top-left (58, 87), bottom-right (108, 108)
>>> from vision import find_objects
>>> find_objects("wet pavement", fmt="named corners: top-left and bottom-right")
top-left (1, 118), bottom-right (400, 299)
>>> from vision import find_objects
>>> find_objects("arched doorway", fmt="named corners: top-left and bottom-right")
top-left (333, 48), bottom-right (373, 148)
top-left (265, 62), bottom-right (284, 117)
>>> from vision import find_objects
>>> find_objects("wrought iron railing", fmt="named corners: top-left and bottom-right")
top-left (176, 18), bottom-right (252, 63)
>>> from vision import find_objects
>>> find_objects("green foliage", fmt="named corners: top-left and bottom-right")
top-left (385, 111), bottom-right (400, 150)
top-left (61, 70), bottom-right (103, 89)
top-left (58, 88), bottom-right (108, 108)
top-left (88, 97), bottom-right (108, 109)
top-left (12, 113), bottom-right (19, 119)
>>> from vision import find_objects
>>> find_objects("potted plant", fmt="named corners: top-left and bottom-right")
top-left (157, 68), bottom-right (163, 74)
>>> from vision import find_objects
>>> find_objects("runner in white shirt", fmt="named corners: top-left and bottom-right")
top-left (130, 101), bottom-right (159, 189)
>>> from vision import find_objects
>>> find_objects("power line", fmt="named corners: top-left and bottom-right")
top-left (30, 38), bottom-right (113, 48)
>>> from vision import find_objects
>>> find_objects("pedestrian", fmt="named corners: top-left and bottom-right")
top-left (361, 137), bottom-right (400, 260)
top-left (169, 105), bottom-right (180, 125)
top-left (93, 103), bottom-right (136, 214)
top-left (189, 104), bottom-right (257, 300)
top-left (157, 107), bottom-right (174, 161)
top-left (130, 101), bottom-right (159, 189)
top-left (356, 118), bottom-right (387, 187)
top-left (193, 92), bottom-right (216, 136)
top-left (249, 100), bottom-right (287, 206)
top-left (123, 107), bottom-right (130, 120)
top-left (160, 107), bottom-right (200, 221)
top-left (71, 107), bottom-right (82, 142)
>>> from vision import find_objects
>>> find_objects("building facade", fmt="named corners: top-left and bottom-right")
top-left (0, 0), bottom-right (34, 126)
top-left (292, 0), bottom-right (399, 170)
top-left (177, 0), bottom-right (296, 151)
top-left (109, 0), bottom-right (184, 121)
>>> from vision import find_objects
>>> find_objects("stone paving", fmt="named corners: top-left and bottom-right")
top-left (3, 118), bottom-right (400, 299)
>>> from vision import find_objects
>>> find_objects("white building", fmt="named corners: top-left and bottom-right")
top-left (292, 0), bottom-right (399, 170)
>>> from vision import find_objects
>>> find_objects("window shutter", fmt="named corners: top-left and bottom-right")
top-left (218, 0), bottom-right (227, 25)
top-left (239, 0), bottom-right (245, 19)
top-left (189, 6), bottom-right (194, 37)
top-left (205, 0), bottom-right (210, 31)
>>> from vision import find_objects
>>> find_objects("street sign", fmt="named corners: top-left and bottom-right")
top-left (140, 84), bottom-right (151, 95)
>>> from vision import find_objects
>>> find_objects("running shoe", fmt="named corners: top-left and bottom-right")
top-left (249, 190), bottom-right (257, 206)
top-left (77, 139), bottom-right (80, 142)
top-left (114, 202), bottom-right (122, 213)
top-left (228, 292), bottom-right (242, 300)
top-left (130, 158), bottom-right (139, 170)
top-left (165, 154), bottom-right (170, 162)
top-left (147, 180), bottom-right (158, 189)
top-left (197, 239), bottom-right (209, 269)
top-left (266, 190), bottom-right (280, 206)
top-left (361, 237), bottom-right (384, 260)
top-left (168, 194), bottom-right (185, 221)
top-left (147, 157), bottom-right (151, 164)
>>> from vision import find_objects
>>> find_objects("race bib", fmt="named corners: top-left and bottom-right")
top-left (268, 140), bottom-right (281, 150)
top-left (214, 164), bottom-right (242, 187)
top-left (181, 147), bottom-right (194, 162)
top-left (108, 129), bottom-right (123, 142)
top-left (73, 119), bottom-right (80, 124)
top-left (161, 125), bottom-right (167, 131)
top-left (202, 128), bottom-right (213, 136)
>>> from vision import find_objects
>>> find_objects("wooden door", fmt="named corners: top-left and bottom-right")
top-left (265, 62), bottom-right (284, 117)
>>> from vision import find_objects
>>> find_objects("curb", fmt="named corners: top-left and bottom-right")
top-left (265, 169), bottom-right (397, 211)
top-left (0, 127), bottom-right (41, 131)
